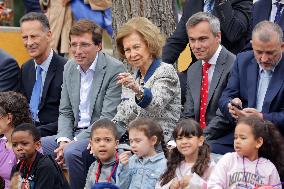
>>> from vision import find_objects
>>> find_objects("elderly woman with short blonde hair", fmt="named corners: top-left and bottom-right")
top-left (113, 17), bottom-right (181, 142)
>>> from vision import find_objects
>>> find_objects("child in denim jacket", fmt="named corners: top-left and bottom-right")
top-left (116, 118), bottom-right (168, 189)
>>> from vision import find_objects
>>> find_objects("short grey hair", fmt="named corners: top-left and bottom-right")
top-left (252, 21), bottom-right (283, 43)
top-left (20, 12), bottom-right (50, 31)
top-left (186, 12), bottom-right (220, 36)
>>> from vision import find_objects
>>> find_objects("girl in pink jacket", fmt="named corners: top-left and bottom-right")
top-left (208, 116), bottom-right (284, 189)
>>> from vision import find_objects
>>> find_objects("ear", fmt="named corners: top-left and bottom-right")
top-left (280, 42), bottom-right (284, 51)
top-left (256, 137), bottom-right (263, 149)
top-left (95, 43), bottom-right (102, 52)
top-left (46, 30), bottom-right (52, 42)
top-left (35, 140), bottom-right (41, 151)
top-left (198, 136), bottom-right (205, 147)
top-left (115, 140), bottom-right (119, 149)
top-left (7, 113), bottom-right (12, 122)
top-left (150, 136), bottom-right (158, 147)
top-left (216, 32), bottom-right (221, 43)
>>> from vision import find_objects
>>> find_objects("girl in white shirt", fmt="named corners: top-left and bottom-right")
top-left (208, 116), bottom-right (284, 189)
top-left (156, 119), bottom-right (215, 189)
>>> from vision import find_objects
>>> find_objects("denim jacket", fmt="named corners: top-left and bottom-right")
top-left (116, 152), bottom-right (167, 189)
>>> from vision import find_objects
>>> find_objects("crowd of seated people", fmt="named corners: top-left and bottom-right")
top-left (1, 0), bottom-right (284, 188)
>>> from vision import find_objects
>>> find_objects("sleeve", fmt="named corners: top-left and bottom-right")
top-left (268, 163), bottom-right (281, 189)
top-left (84, 162), bottom-right (97, 189)
top-left (116, 162), bottom-right (132, 189)
top-left (112, 87), bottom-right (138, 124)
top-left (187, 173), bottom-right (208, 189)
top-left (181, 76), bottom-right (195, 119)
top-left (34, 159), bottom-right (60, 189)
top-left (218, 56), bottom-right (241, 124)
top-left (207, 153), bottom-right (231, 189)
top-left (76, 62), bottom-right (126, 140)
top-left (136, 65), bottom-right (180, 114)
top-left (0, 53), bottom-right (20, 92)
top-left (213, 0), bottom-right (252, 43)
top-left (56, 63), bottom-right (75, 140)
top-left (161, 0), bottom-right (190, 64)
top-left (155, 180), bottom-right (173, 189)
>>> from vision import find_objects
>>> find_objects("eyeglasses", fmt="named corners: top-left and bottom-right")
top-left (70, 42), bottom-right (94, 50)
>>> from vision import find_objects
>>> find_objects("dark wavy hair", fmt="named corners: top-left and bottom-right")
top-left (237, 116), bottom-right (284, 180)
top-left (128, 118), bottom-right (168, 157)
top-left (160, 119), bottom-right (210, 186)
top-left (0, 91), bottom-right (32, 128)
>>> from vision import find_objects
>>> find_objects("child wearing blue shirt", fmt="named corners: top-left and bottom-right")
top-left (116, 118), bottom-right (168, 189)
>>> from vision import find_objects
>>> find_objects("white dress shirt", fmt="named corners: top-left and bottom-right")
top-left (270, 0), bottom-right (284, 22)
top-left (201, 45), bottom-right (222, 90)
top-left (33, 49), bottom-right (53, 121)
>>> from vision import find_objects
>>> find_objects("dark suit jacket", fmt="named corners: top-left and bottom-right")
top-left (182, 46), bottom-right (235, 125)
top-left (219, 51), bottom-right (284, 135)
top-left (0, 49), bottom-right (20, 92)
top-left (20, 51), bottom-right (67, 126)
top-left (162, 0), bottom-right (252, 64)
top-left (253, 0), bottom-right (284, 29)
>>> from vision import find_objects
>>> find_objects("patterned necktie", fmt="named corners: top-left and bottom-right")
top-left (199, 62), bottom-right (211, 129)
top-left (256, 70), bottom-right (272, 112)
top-left (274, 1), bottom-right (284, 23)
top-left (29, 66), bottom-right (43, 121)
top-left (204, 0), bottom-right (215, 13)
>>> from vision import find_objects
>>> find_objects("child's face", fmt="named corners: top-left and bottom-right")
top-left (175, 135), bottom-right (204, 159)
top-left (90, 128), bottom-right (118, 163)
top-left (129, 129), bottom-right (157, 158)
top-left (234, 123), bottom-right (263, 160)
top-left (0, 114), bottom-right (12, 135)
top-left (11, 131), bottom-right (40, 161)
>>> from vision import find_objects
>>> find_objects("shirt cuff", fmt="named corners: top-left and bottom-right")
top-left (136, 87), bottom-right (152, 108)
top-left (57, 137), bottom-right (71, 144)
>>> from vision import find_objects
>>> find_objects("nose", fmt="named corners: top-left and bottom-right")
top-left (26, 36), bottom-right (34, 47)
top-left (260, 53), bottom-right (269, 63)
top-left (191, 40), bottom-right (202, 49)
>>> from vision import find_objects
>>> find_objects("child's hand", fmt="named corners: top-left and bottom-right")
top-left (170, 178), bottom-right (180, 189)
top-left (179, 175), bottom-right (192, 188)
top-left (10, 172), bottom-right (21, 189)
top-left (119, 151), bottom-right (132, 165)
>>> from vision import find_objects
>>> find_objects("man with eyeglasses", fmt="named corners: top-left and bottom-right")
top-left (19, 12), bottom-right (67, 137)
top-left (41, 19), bottom-right (125, 189)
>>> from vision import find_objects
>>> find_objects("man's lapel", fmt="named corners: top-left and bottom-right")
top-left (88, 52), bottom-right (106, 118)
top-left (38, 56), bottom-right (56, 111)
top-left (207, 47), bottom-right (226, 108)
top-left (247, 58), bottom-right (259, 108)
top-left (262, 56), bottom-right (284, 113)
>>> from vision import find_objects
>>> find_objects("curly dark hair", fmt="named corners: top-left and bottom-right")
top-left (237, 116), bottom-right (284, 180)
top-left (159, 119), bottom-right (210, 186)
top-left (0, 91), bottom-right (32, 127)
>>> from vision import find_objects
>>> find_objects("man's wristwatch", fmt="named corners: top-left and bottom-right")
top-left (135, 86), bottom-right (144, 101)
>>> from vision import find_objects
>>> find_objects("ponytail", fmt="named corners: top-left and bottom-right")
top-left (192, 143), bottom-right (210, 177)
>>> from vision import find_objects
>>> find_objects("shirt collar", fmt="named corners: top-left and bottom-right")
top-left (258, 53), bottom-right (282, 73)
top-left (137, 152), bottom-right (165, 163)
top-left (136, 58), bottom-right (161, 82)
top-left (34, 49), bottom-right (53, 72)
top-left (77, 53), bottom-right (98, 74)
top-left (202, 44), bottom-right (222, 65)
top-left (100, 156), bottom-right (117, 166)
top-left (272, 0), bottom-right (284, 4)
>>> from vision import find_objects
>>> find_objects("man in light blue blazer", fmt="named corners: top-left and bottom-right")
top-left (41, 20), bottom-right (125, 189)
